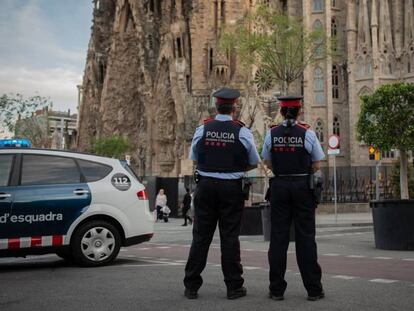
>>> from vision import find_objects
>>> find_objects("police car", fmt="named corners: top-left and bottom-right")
top-left (0, 148), bottom-right (154, 266)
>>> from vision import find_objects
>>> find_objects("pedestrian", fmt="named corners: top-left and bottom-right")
top-left (155, 189), bottom-right (167, 222)
top-left (261, 96), bottom-right (325, 301)
top-left (181, 188), bottom-right (193, 226)
top-left (183, 87), bottom-right (260, 300)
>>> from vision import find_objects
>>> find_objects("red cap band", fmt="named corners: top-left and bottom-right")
top-left (216, 97), bottom-right (236, 105)
top-left (280, 99), bottom-right (301, 107)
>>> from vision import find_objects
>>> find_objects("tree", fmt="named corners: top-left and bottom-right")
top-left (357, 83), bottom-right (414, 199)
top-left (0, 93), bottom-right (52, 137)
top-left (91, 136), bottom-right (131, 159)
top-left (220, 4), bottom-right (326, 94)
top-left (390, 160), bottom-right (414, 199)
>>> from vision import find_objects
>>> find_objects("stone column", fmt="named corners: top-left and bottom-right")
top-left (346, 0), bottom-right (358, 166)
top-left (325, 0), bottom-right (334, 168)
top-left (393, 0), bottom-right (403, 57)
top-left (371, 0), bottom-right (380, 88)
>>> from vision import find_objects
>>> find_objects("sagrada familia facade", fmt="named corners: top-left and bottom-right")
top-left (77, 0), bottom-right (412, 177)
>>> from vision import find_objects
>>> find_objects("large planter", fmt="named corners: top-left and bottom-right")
top-left (370, 200), bottom-right (414, 250)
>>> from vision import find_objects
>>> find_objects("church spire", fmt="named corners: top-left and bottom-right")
top-left (378, 0), bottom-right (394, 53)
top-left (404, 0), bottom-right (414, 47)
top-left (357, 0), bottom-right (371, 52)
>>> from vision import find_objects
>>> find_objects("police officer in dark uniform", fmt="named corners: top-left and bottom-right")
top-left (261, 96), bottom-right (325, 301)
top-left (183, 87), bottom-right (260, 300)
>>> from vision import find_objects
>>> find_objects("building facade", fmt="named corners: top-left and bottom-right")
top-left (78, 0), bottom-right (412, 177)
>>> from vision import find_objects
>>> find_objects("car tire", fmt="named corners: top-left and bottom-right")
top-left (71, 220), bottom-right (121, 267)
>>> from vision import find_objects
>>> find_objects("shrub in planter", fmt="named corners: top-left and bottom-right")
top-left (357, 82), bottom-right (414, 200)
top-left (357, 82), bottom-right (414, 250)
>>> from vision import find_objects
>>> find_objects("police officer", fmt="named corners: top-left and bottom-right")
top-left (261, 96), bottom-right (325, 301)
top-left (183, 87), bottom-right (260, 300)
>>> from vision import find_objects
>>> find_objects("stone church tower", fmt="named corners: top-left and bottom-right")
top-left (78, 0), bottom-right (411, 177)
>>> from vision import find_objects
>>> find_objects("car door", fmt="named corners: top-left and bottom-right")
top-left (10, 154), bottom-right (92, 244)
top-left (0, 154), bottom-right (16, 242)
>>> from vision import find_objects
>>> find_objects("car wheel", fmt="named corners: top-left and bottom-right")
top-left (71, 220), bottom-right (121, 267)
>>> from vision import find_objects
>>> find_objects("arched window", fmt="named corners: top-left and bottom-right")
top-left (315, 120), bottom-right (324, 143)
top-left (313, 0), bottom-right (324, 12)
top-left (314, 67), bottom-right (325, 105)
top-left (332, 65), bottom-right (339, 99)
top-left (333, 116), bottom-right (340, 136)
top-left (331, 18), bottom-right (338, 51)
top-left (314, 20), bottom-right (324, 57)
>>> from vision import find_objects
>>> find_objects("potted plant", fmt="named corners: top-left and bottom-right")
top-left (357, 82), bottom-right (414, 250)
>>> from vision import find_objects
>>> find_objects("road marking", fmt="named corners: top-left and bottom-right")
top-left (323, 253), bottom-right (340, 256)
top-left (369, 279), bottom-right (397, 284)
top-left (294, 272), bottom-right (301, 275)
top-left (120, 249), bottom-right (128, 252)
top-left (156, 246), bottom-right (171, 249)
top-left (174, 260), bottom-right (187, 263)
top-left (243, 249), bottom-right (255, 252)
top-left (158, 258), bottom-right (169, 261)
top-left (373, 257), bottom-right (392, 260)
top-left (402, 258), bottom-right (414, 262)
top-left (347, 255), bottom-right (366, 258)
top-left (244, 266), bottom-right (261, 270)
top-left (332, 275), bottom-right (358, 280)
top-left (212, 264), bottom-right (221, 267)
top-left (137, 248), bottom-right (150, 250)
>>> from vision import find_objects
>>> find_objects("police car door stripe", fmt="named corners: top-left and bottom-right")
top-left (20, 237), bottom-right (32, 248)
top-left (42, 236), bottom-right (53, 247)
top-left (31, 236), bottom-right (42, 247)
top-left (0, 236), bottom-right (66, 250)
top-left (8, 238), bottom-right (20, 249)
top-left (52, 235), bottom-right (63, 246)
top-left (0, 239), bottom-right (8, 249)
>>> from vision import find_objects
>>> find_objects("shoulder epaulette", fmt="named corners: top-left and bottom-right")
top-left (232, 119), bottom-right (245, 127)
top-left (269, 123), bottom-right (281, 129)
top-left (202, 117), bottom-right (214, 125)
top-left (297, 122), bottom-right (311, 130)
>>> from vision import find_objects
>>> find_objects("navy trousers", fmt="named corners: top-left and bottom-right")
top-left (268, 177), bottom-right (323, 296)
top-left (184, 178), bottom-right (245, 291)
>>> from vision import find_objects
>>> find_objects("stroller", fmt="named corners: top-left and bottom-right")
top-left (161, 206), bottom-right (171, 222)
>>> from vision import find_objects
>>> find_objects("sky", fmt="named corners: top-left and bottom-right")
top-left (0, 0), bottom-right (94, 113)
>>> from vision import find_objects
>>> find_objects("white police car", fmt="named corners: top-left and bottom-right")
top-left (0, 148), bottom-right (154, 266)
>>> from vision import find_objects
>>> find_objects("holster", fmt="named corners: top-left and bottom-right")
top-left (265, 177), bottom-right (275, 202)
top-left (194, 171), bottom-right (200, 184)
top-left (309, 171), bottom-right (324, 204)
top-left (242, 177), bottom-right (252, 200)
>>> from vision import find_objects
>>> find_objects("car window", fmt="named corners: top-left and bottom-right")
top-left (21, 155), bottom-right (81, 186)
top-left (0, 155), bottom-right (14, 186)
top-left (120, 160), bottom-right (140, 181)
top-left (77, 159), bottom-right (112, 182)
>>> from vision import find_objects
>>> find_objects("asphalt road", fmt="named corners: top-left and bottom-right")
top-left (1, 218), bottom-right (414, 311)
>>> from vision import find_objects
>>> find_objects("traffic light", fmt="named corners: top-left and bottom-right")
top-left (369, 146), bottom-right (375, 160)
top-left (369, 146), bottom-right (381, 161)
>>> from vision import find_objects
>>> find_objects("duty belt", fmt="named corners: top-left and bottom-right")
top-left (275, 173), bottom-right (309, 180)
top-left (276, 173), bottom-right (309, 177)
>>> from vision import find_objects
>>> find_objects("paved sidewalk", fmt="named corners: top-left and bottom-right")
top-left (316, 212), bottom-right (372, 227)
